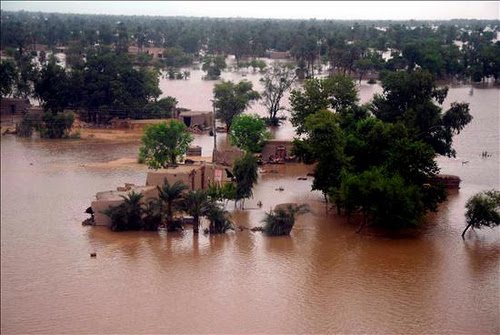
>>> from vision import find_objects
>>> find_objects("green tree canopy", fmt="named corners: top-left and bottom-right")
top-left (213, 80), bottom-right (260, 130)
top-left (0, 60), bottom-right (18, 98)
top-left (139, 120), bottom-right (194, 168)
top-left (371, 69), bottom-right (472, 157)
top-left (232, 153), bottom-right (259, 208)
top-left (229, 114), bottom-right (271, 153)
top-left (462, 190), bottom-right (500, 238)
top-left (290, 74), bottom-right (358, 134)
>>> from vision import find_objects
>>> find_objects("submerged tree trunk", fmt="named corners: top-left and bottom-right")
top-left (461, 223), bottom-right (473, 239)
top-left (193, 215), bottom-right (199, 234)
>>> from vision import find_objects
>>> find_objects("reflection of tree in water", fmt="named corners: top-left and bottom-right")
top-left (463, 237), bottom-right (500, 279)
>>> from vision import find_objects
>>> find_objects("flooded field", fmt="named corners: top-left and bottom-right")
top-left (1, 65), bottom-right (499, 334)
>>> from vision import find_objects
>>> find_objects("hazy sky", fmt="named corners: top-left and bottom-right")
top-left (2, 1), bottom-right (499, 20)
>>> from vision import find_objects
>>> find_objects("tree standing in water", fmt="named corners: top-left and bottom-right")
top-left (212, 80), bottom-right (260, 130)
top-left (260, 62), bottom-right (296, 126)
top-left (462, 190), bottom-right (500, 239)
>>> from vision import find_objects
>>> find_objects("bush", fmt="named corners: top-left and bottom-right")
top-left (16, 115), bottom-right (35, 137)
top-left (39, 111), bottom-right (75, 138)
top-left (262, 204), bottom-right (309, 236)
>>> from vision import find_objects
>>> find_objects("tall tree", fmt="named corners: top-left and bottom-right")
top-left (462, 190), bottom-right (500, 239)
top-left (213, 80), bottom-right (260, 130)
top-left (232, 153), bottom-right (259, 209)
top-left (139, 121), bottom-right (194, 168)
top-left (260, 62), bottom-right (296, 126)
top-left (229, 114), bottom-right (271, 153)
top-left (157, 180), bottom-right (188, 232)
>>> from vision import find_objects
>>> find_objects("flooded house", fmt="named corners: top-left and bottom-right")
top-left (90, 162), bottom-right (232, 226)
top-left (177, 110), bottom-right (213, 129)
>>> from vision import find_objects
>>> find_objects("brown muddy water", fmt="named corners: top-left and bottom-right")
top-left (1, 63), bottom-right (499, 334)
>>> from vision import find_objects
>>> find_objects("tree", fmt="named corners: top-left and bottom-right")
top-left (182, 190), bottom-right (209, 234)
top-left (290, 75), bottom-right (358, 134)
top-left (139, 96), bottom-right (178, 119)
top-left (293, 109), bottom-right (346, 198)
top-left (0, 60), bottom-right (18, 98)
top-left (138, 121), bottom-right (194, 169)
top-left (202, 55), bottom-right (226, 80)
top-left (104, 191), bottom-right (144, 231)
top-left (39, 111), bottom-right (75, 139)
top-left (204, 202), bottom-right (234, 234)
top-left (229, 114), bottom-right (271, 153)
top-left (371, 69), bottom-right (472, 157)
top-left (338, 167), bottom-right (424, 232)
top-left (232, 153), bottom-right (259, 209)
top-left (262, 204), bottom-right (310, 236)
top-left (462, 190), bottom-right (500, 239)
top-left (213, 80), bottom-right (260, 130)
top-left (34, 56), bottom-right (71, 113)
top-left (260, 62), bottom-right (296, 126)
top-left (157, 179), bottom-right (188, 232)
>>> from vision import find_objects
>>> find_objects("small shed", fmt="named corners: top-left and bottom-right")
top-left (178, 111), bottom-right (213, 129)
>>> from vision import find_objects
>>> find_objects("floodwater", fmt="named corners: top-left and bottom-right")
top-left (1, 62), bottom-right (499, 334)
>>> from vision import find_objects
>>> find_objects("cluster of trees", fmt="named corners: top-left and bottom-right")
top-left (290, 69), bottom-right (472, 231)
top-left (1, 47), bottom-right (171, 137)
top-left (2, 11), bottom-right (498, 82)
top-left (105, 180), bottom-right (234, 234)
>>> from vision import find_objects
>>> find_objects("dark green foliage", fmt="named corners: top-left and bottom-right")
top-left (290, 68), bottom-right (469, 231)
top-left (338, 168), bottom-right (424, 230)
top-left (232, 153), bottom-right (259, 206)
top-left (39, 111), bottom-right (75, 139)
top-left (262, 204), bottom-right (310, 236)
top-left (204, 203), bottom-right (234, 234)
top-left (142, 198), bottom-right (164, 231)
top-left (182, 190), bottom-right (209, 234)
top-left (0, 60), bottom-right (18, 98)
top-left (202, 55), bottom-right (227, 80)
top-left (462, 190), bottom-right (500, 238)
top-left (16, 114), bottom-right (35, 138)
top-left (139, 121), bottom-right (194, 168)
top-left (34, 56), bottom-right (71, 113)
top-left (137, 97), bottom-right (178, 119)
top-left (229, 114), bottom-right (271, 153)
top-left (213, 80), bottom-right (260, 130)
top-left (371, 69), bottom-right (472, 157)
top-left (104, 192), bottom-right (144, 232)
top-left (290, 75), bottom-right (358, 134)
top-left (157, 179), bottom-right (188, 232)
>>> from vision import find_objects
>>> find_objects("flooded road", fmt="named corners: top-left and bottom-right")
top-left (1, 65), bottom-right (499, 334)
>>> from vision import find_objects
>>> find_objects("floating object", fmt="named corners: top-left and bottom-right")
top-left (257, 200), bottom-right (263, 208)
top-left (462, 160), bottom-right (469, 165)
top-left (90, 253), bottom-right (97, 258)
top-left (275, 186), bottom-right (284, 192)
top-left (298, 177), bottom-right (307, 180)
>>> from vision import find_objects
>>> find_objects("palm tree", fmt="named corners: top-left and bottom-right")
top-left (104, 191), bottom-right (144, 231)
top-left (262, 203), bottom-right (310, 236)
top-left (233, 153), bottom-right (259, 209)
top-left (182, 190), bottom-right (209, 234)
top-left (157, 179), bottom-right (188, 232)
top-left (204, 201), bottom-right (234, 234)
top-left (142, 198), bottom-right (164, 231)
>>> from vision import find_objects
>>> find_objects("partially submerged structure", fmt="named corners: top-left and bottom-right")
top-left (261, 140), bottom-right (295, 164)
top-left (90, 162), bottom-right (232, 226)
